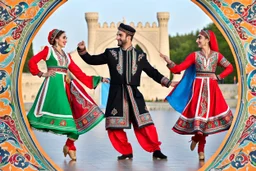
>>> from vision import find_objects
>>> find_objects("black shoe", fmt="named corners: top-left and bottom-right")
top-left (153, 150), bottom-right (167, 160)
top-left (117, 154), bottom-right (133, 160)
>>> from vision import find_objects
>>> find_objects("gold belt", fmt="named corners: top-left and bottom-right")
top-left (48, 67), bottom-right (67, 74)
top-left (196, 73), bottom-right (215, 78)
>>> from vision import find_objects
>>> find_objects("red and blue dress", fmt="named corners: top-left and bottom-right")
top-left (166, 51), bottom-right (233, 135)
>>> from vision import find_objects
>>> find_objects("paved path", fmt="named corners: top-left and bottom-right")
top-left (35, 109), bottom-right (234, 171)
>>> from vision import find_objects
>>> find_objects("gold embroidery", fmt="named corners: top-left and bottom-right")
top-left (195, 51), bottom-right (218, 72)
top-left (132, 50), bottom-right (138, 75)
top-left (126, 86), bottom-right (153, 127)
top-left (105, 88), bottom-right (130, 129)
top-left (138, 53), bottom-right (145, 61)
top-left (71, 85), bottom-right (92, 109)
top-left (111, 108), bottom-right (118, 115)
top-left (110, 49), bottom-right (118, 60)
top-left (53, 47), bottom-right (68, 67)
top-left (117, 49), bottom-right (123, 75)
top-left (199, 79), bottom-right (208, 117)
top-left (220, 57), bottom-right (231, 67)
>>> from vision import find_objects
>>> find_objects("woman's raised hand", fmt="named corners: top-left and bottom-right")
top-left (159, 53), bottom-right (172, 64)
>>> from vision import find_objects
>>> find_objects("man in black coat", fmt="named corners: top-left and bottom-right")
top-left (77, 23), bottom-right (171, 160)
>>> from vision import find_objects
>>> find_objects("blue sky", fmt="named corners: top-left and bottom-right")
top-left (33, 0), bottom-right (212, 53)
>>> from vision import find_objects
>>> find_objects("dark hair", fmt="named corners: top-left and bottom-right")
top-left (130, 35), bottom-right (134, 41)
top-left (53, 30), bottom-right (65, 45)
top-left (125, 33), bottom-right (134, 41)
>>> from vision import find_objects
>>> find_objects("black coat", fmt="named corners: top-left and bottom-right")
top-left (79, 47), bottom-right (170, 129)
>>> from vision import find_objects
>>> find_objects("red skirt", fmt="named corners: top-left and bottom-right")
top-left (173, 77), bottom-right (233, 135)
top-left (66, 79), bottom-right (104, 135)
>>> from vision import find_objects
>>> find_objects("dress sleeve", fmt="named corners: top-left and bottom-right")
top-left (217, 53), bottom-right (233, 79)
top-left (167, 52), bottom-right (195, 74)
top-left (28, 46), bottom-right (49, 76)
top-left (142, 53), bottom-right (171, 87)
top-left (78, 48), bottom-right (108, 65)
top-left (68, 54), bottom-right (101, 89)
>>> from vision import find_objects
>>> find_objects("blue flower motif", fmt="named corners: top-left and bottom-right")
top-left (231, 151), bottom-right (249, 169)
top-left (249, 150), bottom-right (256, 166)
top-left (9, 153), bottom-right (29, 169)
top-left (0, 147), bottom-right (10, 167)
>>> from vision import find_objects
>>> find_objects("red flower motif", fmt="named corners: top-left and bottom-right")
top-left (82, 119), bottom-right (88, 124)
top-left (24, 153), bottom-right (31, 161)
top-left (229, 154), bottom-right (235, 161)
top-left (50, 120), bottom-right (54, 125)
top-left (60, 120), bottom-right (67, 126)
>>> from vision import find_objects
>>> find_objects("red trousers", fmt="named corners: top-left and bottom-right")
top-left (107, 124), bottom-right (161, 155)
top-left (192, 134), bottom-right (207, 153)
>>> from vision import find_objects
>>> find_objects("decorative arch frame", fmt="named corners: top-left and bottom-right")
top-left (0, 0), bottom-right (255, 170)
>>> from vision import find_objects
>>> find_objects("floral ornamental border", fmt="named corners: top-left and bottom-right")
top-left (0, 0), bottom-right (254, 170)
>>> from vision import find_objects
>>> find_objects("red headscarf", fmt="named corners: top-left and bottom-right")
top-left (48, 29), bottom-right (61, 45)
top-left (200, 30), bottom-right (219, 52)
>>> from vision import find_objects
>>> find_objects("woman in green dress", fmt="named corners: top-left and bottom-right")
top-left (27, 29), bottom-right (109, 160)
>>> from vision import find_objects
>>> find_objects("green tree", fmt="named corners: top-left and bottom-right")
top-left (23, 43), bottom-right (34, 73)
top-left (135, 44), bottom-right (143, 51)
top-left (168, 23), bottom-right (237, 83)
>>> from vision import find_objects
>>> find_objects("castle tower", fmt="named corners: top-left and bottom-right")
top-left (80, 12), bottom-right (172, 101)
top-left (85, 12), bottom-right (99, 53)
top-left (157, 12), bottom-right (170, 58)
top-left (22, 12), bottom-right (173, 104)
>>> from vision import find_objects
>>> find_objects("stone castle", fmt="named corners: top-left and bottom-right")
top-left (22, 12), bottom-right (175, 104)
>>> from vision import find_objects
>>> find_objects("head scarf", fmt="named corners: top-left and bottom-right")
top-left (48, 29), bottom-right (61, 45)
top-left (200, 29), bottom-right (219, 52)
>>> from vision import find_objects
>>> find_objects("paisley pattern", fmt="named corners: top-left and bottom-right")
top-left (0, 0), bottom-right (255, 170)
top-left (0, 0), bottom-right (65, 170)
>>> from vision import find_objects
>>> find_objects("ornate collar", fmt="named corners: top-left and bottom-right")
top-left (121, 45), bottom-right (133, 51)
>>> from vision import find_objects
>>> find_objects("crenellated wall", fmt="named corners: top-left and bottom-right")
top-left (1, 1), bottom-right (254, 171)
top-left (93, 21), bottom-right (159, 29)
top-left (83, 12), bottom-right (171, 101)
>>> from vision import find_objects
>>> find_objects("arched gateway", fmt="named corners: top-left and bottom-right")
top-left (70, 12), bottom-right (172, 103)
top-left (0, 1), bottom-right (255, 171)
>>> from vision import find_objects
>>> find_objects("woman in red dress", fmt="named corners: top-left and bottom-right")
top-left (160, 30), bottom-right (234, 160)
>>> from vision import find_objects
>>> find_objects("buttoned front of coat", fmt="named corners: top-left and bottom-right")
top-left (79, 47), bottom-right (171, 129)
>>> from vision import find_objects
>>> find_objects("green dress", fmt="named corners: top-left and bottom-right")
top-left (27, 46), bottom-right (104, 139)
